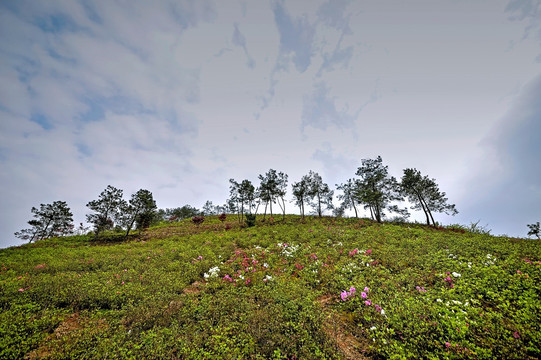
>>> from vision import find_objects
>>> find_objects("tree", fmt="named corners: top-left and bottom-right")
top-left (15, 201), bottom-right (74, 243)
top-left (86, 185), bottom-right (126, 237)
top-left (202, 200), bottom-right (216, 216)
top-left (275, 171), bottom-right (288, 221)
top-left (257, 169), bottom-right (289, 220)
top-left (400, 168), bottom-right (458, 226)
top-left (306, 171), bottom-right (334, 218)
top-left (228, 179), bottom-right (255, 223)
top-left (164, 205), bottom-right (200, 221)
top-left (120, 189), bottom-right (157, 237)
top-left (292, 175), bottom-right (311, 220)
top-left (354, 156), bottom-right (407, 223)
top-left (336, 179), bottom-right (360, 218)
top-left (527, 222), bottom-right (540, 239)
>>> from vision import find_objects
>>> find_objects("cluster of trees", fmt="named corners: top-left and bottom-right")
top-left (86, 185), bottom-right (157, 237)
top-left (227, 156), bottom-right (457, 226)
top-left (15, 186), bottom-right (158, 242)
top-left (15, 156), bottom-right (463, 243)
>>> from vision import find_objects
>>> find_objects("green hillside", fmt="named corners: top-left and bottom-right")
top-left (1, 216), bottom-right (540, 359)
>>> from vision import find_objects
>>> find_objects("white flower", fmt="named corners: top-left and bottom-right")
top-left (263, 263), bottom-right (269, 268)
top-left (451, 300), bottom-right (462, 305)
top-left (452, 272), bottom-right (461, 277)
top-left (264, 275), bottom-right (272, 281)
top-left (204, 266), bottom-right (220, 278)
top-left (370, 326), bottom-right (377, 331)
top-left (437, 298), bottom-right (443, 303)
top-left (381, 309), bottom-right (385, 315)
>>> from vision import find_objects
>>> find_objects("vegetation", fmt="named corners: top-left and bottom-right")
top-left (354, 156), bottom-right (408, 223)
top-left (400, 168), bottom-right (458, 226)
top-left (527, 222), bottom-right (540, 239)
top-left (14, 201), bottom-right (74, 243)
top-left (2, 215), bottom-right (540, 359)
top-left (86, 185), bottom-right (126, 238)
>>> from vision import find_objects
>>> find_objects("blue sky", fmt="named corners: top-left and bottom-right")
top-left (1, 0), bottom-right (540, 248)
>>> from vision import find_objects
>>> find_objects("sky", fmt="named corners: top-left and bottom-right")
top-left (1, 0), bottom-right (540, 248)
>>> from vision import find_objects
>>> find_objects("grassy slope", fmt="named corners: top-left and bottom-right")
top-left (1, 215), bottom-right (540, 359)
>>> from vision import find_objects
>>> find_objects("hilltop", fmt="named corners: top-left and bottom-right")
top-left (1, 216), bottom-right (540, 359)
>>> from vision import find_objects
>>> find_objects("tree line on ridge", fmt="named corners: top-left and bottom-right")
top-left (24, 155), bottom-right (537, 243)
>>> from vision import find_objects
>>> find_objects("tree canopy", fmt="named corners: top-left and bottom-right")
top-left (354, 156), bottom-right (406, 223)
top-left (15, 201), bottom-right (73, 243)
top-left (86, 185), bottom-right (126, 237)
top-left (400, 168), bottom-right (457, 226)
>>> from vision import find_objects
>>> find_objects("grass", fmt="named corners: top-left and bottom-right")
top-left (1, 215), bottom-right (540, 359)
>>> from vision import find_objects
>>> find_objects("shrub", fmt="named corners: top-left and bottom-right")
top-left (192, 216), bottom-right (205, 226)
top-left (245, 214), bottom-right (256, 227)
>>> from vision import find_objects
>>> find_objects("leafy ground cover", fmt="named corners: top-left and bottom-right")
top-left (1, 216), bottom-right (540, 359)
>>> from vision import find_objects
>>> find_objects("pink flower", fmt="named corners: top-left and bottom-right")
top-left (364, 287), bottom-right (370, 292)
top-left (375, 304), bottom-right (382, 313)
top-left (364, 300), bottom-right (372, 306)
top-left (365, 249), bottom-right (372, 255)
top-left (18, 288), bottom-right (25, 292)
top-left (349, 287), bottom-right (356, 295)
top-left (445, 342), bottom-right (451, 348)
top-left (513, 331), bottom-right (520, 339)
top-left (361, 292), bottom-right (367, 299)
top-left (197, 255), bottom-right (203, 260)
top-left (341, 291), bottom-right (348, 301)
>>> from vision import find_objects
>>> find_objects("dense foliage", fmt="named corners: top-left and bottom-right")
top-left (1, 216), bottom-right (540, 359)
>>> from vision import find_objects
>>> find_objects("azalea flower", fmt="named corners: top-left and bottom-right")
top-left (341, 291), bottom-right (348, 301)
top-left (364, 287), bottom-right (370, 292)
top-left (364, 300), bottom-right (372, 306)
top-left (361, 292), bottom-right (367, 299)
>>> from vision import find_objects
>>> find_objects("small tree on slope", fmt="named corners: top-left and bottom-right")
top-left (86, 185), bottom-right (126, 238)
top-left (15, 201), bottom-right (74, 243)
top-left (400, 168), bottom-right (458, 226)
top-left (120, 189), bottom-right (157, 237)
top-left (527, 222), bottom-right (540, 239)
top-left (354, 156), bottom-right (407, 223)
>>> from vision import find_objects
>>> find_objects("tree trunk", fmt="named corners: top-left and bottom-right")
top-left (317, 192), bottom-right (322, 217)
top-left (351, 197), bottom-right (358, 218)
top-left (374, 203), bottom-right (382, 223)
top-left (415, 193), bottom-right (430, 225)
top-left (419, 196), bottom-right (436, 226)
